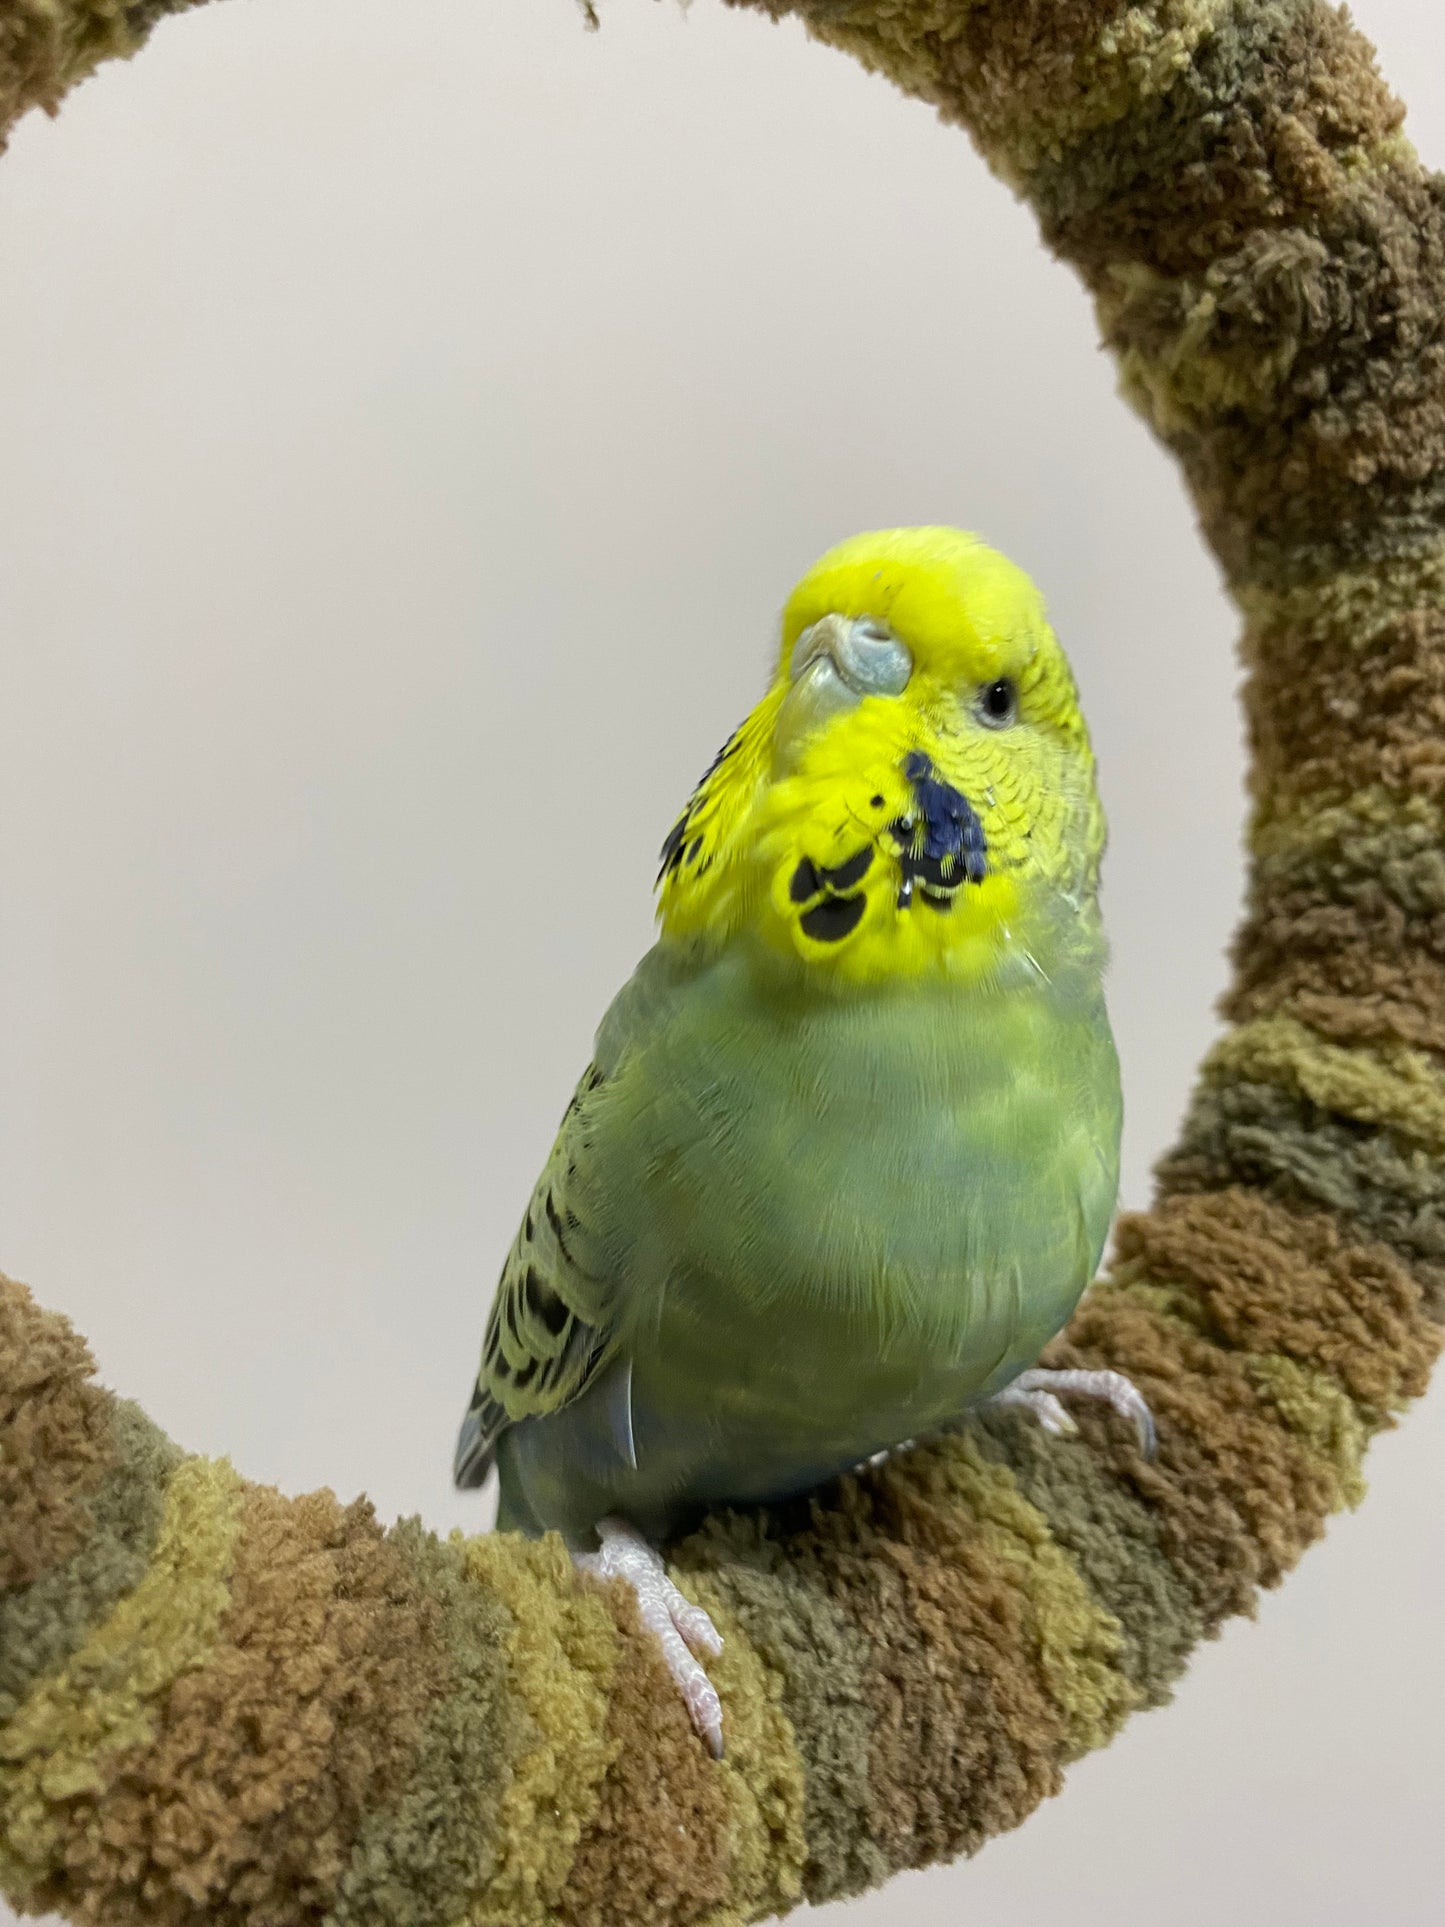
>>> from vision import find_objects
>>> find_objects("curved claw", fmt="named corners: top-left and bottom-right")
top-left (990, 1366), bottom-right (1157, 1459)
top-left (991, 1382), bottom-right (1078, 1438)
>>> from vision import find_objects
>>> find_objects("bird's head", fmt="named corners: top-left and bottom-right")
top-left (657, 528), bottom-right (1106, 988)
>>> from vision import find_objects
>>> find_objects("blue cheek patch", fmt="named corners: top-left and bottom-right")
top-left (890, 752), bottom-right (988, 910)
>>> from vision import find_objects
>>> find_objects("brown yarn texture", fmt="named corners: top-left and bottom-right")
top-left (2, 2), bottom-right (1442, 1922)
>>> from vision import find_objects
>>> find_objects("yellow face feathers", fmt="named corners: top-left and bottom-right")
top-left (657, 528), bottom-right (1106, 986)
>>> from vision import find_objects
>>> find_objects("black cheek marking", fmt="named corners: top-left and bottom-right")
top-left (820, 846), bottom-right (873, 892)
top-left (524, 1265), bottom-right (569, 1337)
top-left (908, 850), bottom-right (957, 889)
top-left (790, 856), bottom-right (821, 903)
top-left (884, 813), bottom-right (915, 855)
top-left (800, 894), bottom-right (866, 943)
top-left (870, 794), bottom-right (885, 809)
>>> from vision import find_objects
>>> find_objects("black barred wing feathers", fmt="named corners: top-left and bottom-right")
top-left (453, 1063), bottom-right (620, 1488)
top-left (654, 685), bottom-right (783, 942)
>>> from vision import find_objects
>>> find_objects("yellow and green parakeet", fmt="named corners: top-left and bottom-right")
top-left (455, 527), bottom-right (1152, 1754)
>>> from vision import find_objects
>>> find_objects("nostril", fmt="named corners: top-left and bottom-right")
top-left (835, 619), bottom-right (912, 698)
top-left (776, 614), bottom-right (912, 771)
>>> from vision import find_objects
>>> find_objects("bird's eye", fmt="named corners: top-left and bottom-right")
top-left (978, 677), bottom-right (1018, 728)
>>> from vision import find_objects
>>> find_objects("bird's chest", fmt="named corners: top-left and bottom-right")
top-left (615, 965), bottom-right (1120, 1443)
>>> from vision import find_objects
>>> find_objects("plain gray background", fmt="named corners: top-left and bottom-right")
top-left (1, 2), bottom-right (1441, 1923)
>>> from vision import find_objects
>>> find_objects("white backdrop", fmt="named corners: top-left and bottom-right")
top-left (0, 2), bottom-right (1440, 1922)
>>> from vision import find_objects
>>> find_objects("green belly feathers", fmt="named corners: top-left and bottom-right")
top-left (497, 940), bottom-right (1121, 1541)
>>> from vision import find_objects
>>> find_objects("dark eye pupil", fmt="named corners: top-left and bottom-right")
top-left (983, 677), bottom-right (1016, 721)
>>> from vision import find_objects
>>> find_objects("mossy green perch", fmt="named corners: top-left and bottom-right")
top-left (2, 1), bottom-right (1443, 1922)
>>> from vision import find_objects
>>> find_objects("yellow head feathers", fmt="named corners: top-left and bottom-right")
top-left (782, 527), bottom-right (1047, 687)
top-left (658, 528), bottom-right (1106, 987)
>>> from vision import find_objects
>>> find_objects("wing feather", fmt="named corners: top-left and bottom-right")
top-left (453, 1061), bottom-right (622, 1487)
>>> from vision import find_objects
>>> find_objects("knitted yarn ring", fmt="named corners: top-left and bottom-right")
top-left (1, 5), bottom-right (1441, 1923)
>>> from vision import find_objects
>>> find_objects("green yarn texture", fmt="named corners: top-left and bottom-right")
top-left (2, 1), bottom-right (1443, 1921)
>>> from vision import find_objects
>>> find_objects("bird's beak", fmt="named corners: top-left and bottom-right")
top-left (775, 614), bottom-right (913, 771)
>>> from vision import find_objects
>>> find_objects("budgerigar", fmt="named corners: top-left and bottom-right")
top-left (455, 527), bottom-right (1153, 1754)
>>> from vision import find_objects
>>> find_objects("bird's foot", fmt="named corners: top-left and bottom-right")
top-left (574, 1516), bottom-right (725, 1757)
top-left (989, 1366), bottom-right (1157, 1459)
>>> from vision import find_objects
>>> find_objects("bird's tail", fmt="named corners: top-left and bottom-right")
top-left (452, 1380), bottom-right (500, 1489)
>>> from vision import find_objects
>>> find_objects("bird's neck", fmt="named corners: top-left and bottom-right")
top-left (698, 880), bottom-right (1107, 1011)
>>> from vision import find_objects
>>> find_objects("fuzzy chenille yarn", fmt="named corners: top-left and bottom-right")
top-left (2, 3), bottom-right (1442, 1922)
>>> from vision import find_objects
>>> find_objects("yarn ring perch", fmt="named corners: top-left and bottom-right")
top-left (1, 4), bottom-right (1442, 1925)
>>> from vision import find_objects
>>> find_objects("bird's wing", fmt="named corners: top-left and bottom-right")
top-left (453, 1060), bottom-right (625, 1488)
